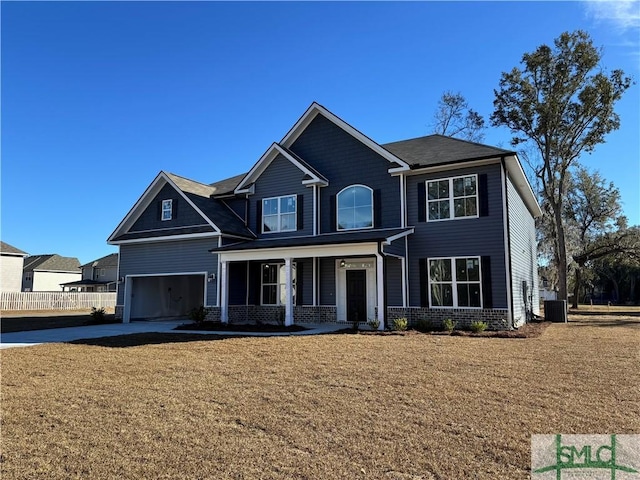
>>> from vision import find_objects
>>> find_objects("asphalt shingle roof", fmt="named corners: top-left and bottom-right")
top-left (209, 173), bottom-right (247, 196)
top-left (383, 134), bottom-right (514, 168)
top-left (166, 173), bottom-right (255, 239)
top-left (80, 253), bottom-right (118, 269)
top-left (0, 241), bottom-right (28, 256)
top-left (23, 254), bottom-right (81, 272)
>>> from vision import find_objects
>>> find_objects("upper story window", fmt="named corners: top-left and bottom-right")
top-left (161, 199), bottom-right (173, 221)
top-left (263, 195), bottom-right (296, 233)
top-left (427, 175), bottom-right (478, 221)
top-left (429, 257), bottom-right (482, 308)
top-left (337, 185), bottom-right (373, 231)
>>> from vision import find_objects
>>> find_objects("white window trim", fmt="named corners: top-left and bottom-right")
top-left (426, 174), bottom-right (479, 222)
top-left (336, 184), bottom-right (374, 231)
top-left (262, 195), bottom-right (297, 234)
top-left (260, 262), bottom-right (296, 306)
top-left (161, 199), bottom-right (173, 221)
top-left (427, 256), bottom-right (483, 309)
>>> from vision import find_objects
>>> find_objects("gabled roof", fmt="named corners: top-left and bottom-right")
top-left (23, 254), bottom-right (80, 272)
top-left (80, 253), bottom-right (119, 269)
top-left (280, 102), bottom-right (411, 172)
top-left (0, 241), bottom-right (28, 257)
top-left (234, 143), bottom-right (329, 194)
top-left (108, 171), bottom-right (254, 244)
top-left (383, 134), bottom-right (514, 168)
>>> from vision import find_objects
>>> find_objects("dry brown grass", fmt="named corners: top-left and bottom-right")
top-left (1, 314), bottom-right (638, 479)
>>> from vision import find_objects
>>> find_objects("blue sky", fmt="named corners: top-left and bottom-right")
top-left (2, 1), bottom-right (639, 265)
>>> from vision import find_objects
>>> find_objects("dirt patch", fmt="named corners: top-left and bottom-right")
top-left (2, 317), bottom-right (638, 479)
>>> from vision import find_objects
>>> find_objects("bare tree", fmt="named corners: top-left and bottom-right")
top-left (431, 91), bottom-right (485, 142)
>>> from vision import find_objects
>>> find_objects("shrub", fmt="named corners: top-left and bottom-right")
top-left (443, 318), bottom-right (456, 333)
top-left (367, 319), bottom-right (380, 330)
top-left (89, 307), bottom-right (106, 324)
top-left (415, 317), bottom-right (432, 333)
top-left (392, 317), bottom-right (408, 332)
top-left (189, 305), bottom-right (207, 324)
top-left (470, 321), bottom-right (488, 333)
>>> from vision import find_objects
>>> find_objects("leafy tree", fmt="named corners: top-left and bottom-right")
top-left (431, 91), bottom-right (485, 142)
top-left (491, 30), bottom-right (633, 302)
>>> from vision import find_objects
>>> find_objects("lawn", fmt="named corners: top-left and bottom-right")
top-left (1, 314), bottom-right (638, 479)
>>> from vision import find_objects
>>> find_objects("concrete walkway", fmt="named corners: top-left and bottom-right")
top-left (0, 320), bottom-right (347, 349)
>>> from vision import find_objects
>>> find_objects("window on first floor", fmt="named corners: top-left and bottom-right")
top-left (427, 174), bottom-right (478, 221)
top-left (263, 195), bottom-right (296, 233)
top-left (428, 257), bottom-right (482, 308)
top-left (337, 184), bottom-right (373, 230)
top-left (261, 263), bottom-right (296, 306)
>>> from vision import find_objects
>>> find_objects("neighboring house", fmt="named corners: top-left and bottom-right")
top-left (22, 254), bottom-right (81, 292)
top-left (108, 102), bottom-right (541, 328)
top-left (539, 276), bottom-right (557, 302)
top-left (61, 253), bottom-right (119, 292)
top-left (0, 241), bottom-right (29, 292)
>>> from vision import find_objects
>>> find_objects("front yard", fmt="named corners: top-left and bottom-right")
top-left (1, 314), bottom-right (638, 479)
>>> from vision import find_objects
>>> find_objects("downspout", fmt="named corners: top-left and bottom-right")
top-left (501, 157), bottom-right (515, 329)
top-left (377, 241), bottom-right (388, 330)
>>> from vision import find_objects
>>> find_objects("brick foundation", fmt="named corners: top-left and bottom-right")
top-left (386, 307), bottom-right (510, 331)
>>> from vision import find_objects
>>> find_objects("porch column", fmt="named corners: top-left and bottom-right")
top-left (375, 252), bottom-right (385, 330)
top-left (284, 257), bottom-right (294, 326)
top-left (220, 260), bottom-right (229, 323)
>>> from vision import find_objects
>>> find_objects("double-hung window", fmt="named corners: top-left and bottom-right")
top-left (427, 175), bottom-right (478, 221)
top-left (261, 263), bottom-right (296, 306)
top-left (161, 199), bottom-right (173, 221)
top-left (429, 257), bottom-right (481, 308)
top-left (337, 185), bottom-right (373, 230)
top-left (262, 195), bottom-right (296, 233)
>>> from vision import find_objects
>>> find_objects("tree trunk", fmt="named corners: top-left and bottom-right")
top-left (554, 206), bottom-right (569, 302)
top-left (572, 266), bottom-right (582, 309)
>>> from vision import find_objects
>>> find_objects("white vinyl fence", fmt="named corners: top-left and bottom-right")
top-left (0, 292), bottom-right (116, 311)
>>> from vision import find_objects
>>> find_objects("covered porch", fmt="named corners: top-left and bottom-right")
top-left (213, 229), bottom-right (413, 330)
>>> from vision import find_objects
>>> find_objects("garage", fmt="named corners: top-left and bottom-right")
top-left (127, 274), bottom-right (205, 321)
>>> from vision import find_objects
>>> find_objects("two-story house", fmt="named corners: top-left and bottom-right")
top-left (61, 253), bottom-right (119, 292)
top-left (108, 103), bottom-right (541, 329)
top-left (21, 254), bottom-right (81, 292)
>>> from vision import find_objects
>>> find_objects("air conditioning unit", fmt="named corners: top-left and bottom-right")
top-left (544, 300), bottom-right (567, 323)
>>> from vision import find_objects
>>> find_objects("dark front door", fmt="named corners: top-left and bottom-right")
top-left (346, 270), bottom-right (367, 323)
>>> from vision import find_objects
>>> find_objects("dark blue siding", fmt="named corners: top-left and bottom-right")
top-left (290, 115), bottom-right (402, 233)
top-left (131, 184), bottom-right (207, 232)
top-left (405, 164), bottom-right (507, 308)
top-left (386, 257), bottom-right (403, 306)
top-left (319, 257), bottom-right (336, 305)
top-left (249, 154), bottom-right (314, 238)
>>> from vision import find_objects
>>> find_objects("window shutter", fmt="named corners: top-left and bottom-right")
top-left (296, 261), bottom-right (303, 306)
top-left (330, 195), bottom-right (336, 232)
top-left (297, 194), bottom-right (304, 230)
top-left (157, 201), bottom-right (162, 221)
top-left (248, 262), bottom-right (261, 305)
top-left (373, 189), bottom-right (382, 228)
top-left (171, 198), bottom-right (178, 219)
top-left (417, 183), bottom-right (426, 222)
top-left (478, 174), bottom-right (489, 217)
top-left (481, 256), bottom-right (492, 309)
top-left (256, 200), bottom-right (262, 234)
top-left (419, 258), bottom-right (429, 307)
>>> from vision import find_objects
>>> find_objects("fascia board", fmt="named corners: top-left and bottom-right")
top-left (108, 232), bottom-right (220, 245)
top-left (504, 155), bottom-right (543, 218)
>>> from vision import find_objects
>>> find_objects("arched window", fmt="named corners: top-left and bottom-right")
top-left (337, 185), bottom-right (373, 230)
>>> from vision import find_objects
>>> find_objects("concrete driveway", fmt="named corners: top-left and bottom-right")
top-left (0, 320), bottom-right (346, 349)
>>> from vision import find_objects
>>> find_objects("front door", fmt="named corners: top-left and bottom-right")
top-left (346, 270), bottom-right (367, 323)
